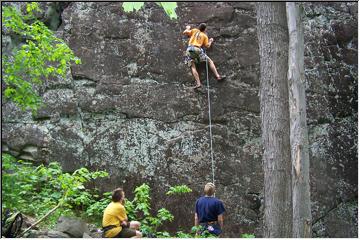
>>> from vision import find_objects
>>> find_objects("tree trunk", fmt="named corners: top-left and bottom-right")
top-left (286, 3), bottom-right (312, 238)
top-left (256, 2), bottom-right (292, 237)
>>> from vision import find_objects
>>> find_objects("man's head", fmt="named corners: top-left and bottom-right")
top-left (112, 187), bottom-right (125, 203)
top-left (204, 182), bottom-right (215, 196)
top-left (198, 23), bottom-right (207, 32)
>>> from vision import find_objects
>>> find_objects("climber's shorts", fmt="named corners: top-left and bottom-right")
top-left (184, 46), bottom-right (208, 67)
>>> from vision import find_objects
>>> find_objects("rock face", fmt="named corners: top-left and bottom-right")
top-left (303, 2), bottom-right (358, 237)
top-left (1, 2), bottom-right (357, 237)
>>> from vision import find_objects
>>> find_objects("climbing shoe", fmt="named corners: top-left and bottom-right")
top-left (216, 75), bottom-right (226, 81)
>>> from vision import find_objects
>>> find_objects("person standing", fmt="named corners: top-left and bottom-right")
top-left (194, 182), bottom-right (225, 236)
top-left (102, 188), bottom-right (142, 238)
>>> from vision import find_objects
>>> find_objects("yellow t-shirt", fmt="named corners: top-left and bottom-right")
top-left (186, 28), bottom-right (209, 48)
top-left (102, 202), bottom-right (127, 238)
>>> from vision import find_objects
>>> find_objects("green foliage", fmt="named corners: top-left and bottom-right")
top-left (1, 153), bottom-right (108, 227)
top-left (166, 185), bottom-right (192, 195)
top-left (175, 226), bottom-right (200, 238)
top-left (176, 226), bottom-right (213, 238)
top-left (133, 183), bottom-right (151, 216)
top-left (125, 183), bottom-right (174, 237)
top-left (176, 231), bottom-right (193, 238)
top-left (122, 2), bottom-right (145, 12)
top-left (2, 2), bottom-right (81, 111)
top-left (2, 154), bottom-right (200, 236)
top-left (156, 2), bottom-right (178, 19)
top-left (85, 192), bottom-right (112, 221)
top-left (122, 2), bottom-right (177, 19)
top-left (241, 233), bottom-right (256, 238)
top-left (125, 183), bottom-right (195, 237)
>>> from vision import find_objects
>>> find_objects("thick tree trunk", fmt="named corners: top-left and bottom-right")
top-left (256, 2), bottom-right (292, 237)
top-left (286, 3), bottom-right (312, 238)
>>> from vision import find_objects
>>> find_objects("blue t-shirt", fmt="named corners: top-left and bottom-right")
top-left (195, 196), bottom-right (225, 223)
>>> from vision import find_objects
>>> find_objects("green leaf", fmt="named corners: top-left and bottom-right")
top-left (122, 2), bottom-right (145, 12)
top-left (166, 185), bottom-right (192, 195)
top-left (159, 2), bottom-right (177, 19)
top-left (241, 233), bottom-right (256, 238)
top-left (4, 88), bottom-right (16, 97)
top-left (75, 58), bottom-right (81, 64)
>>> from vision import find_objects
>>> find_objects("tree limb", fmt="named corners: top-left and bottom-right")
top-left (19, 202), bottom-right (62, 237)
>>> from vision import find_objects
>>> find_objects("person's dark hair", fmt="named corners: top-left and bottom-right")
top-left (112, 188), bottom-right (124, 202)
top-left (199, 23), bottom-right (207, 32)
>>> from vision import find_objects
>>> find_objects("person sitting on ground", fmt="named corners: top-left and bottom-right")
top-left (102, 188), bottom-right (142, 238)
top-left (194, 182), bottom-right (225, 236)
top-left (183, 23), bottom-right (226, 89)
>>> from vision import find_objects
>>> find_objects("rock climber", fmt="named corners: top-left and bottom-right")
top-left (183, 23), bottom-right (226, 89)
top-left (194, 182), bottom-right (225, 236)
top-left (102, 188), bottom-right (142, 238)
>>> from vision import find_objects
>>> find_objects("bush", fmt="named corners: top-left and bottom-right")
top-left (1, 153), bottom-right (108, 227)
top-left (125, 183), bottom-right (174, 237)
top-left (2, 153), bottom-right (209, 237)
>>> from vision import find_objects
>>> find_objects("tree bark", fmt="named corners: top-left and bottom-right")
top-left (256, 2), bottom-right (292, 237)
top-left (286, 3), bottom-right (312, 238)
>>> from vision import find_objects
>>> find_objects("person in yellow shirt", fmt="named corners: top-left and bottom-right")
top-left (102, 188), bottom-right (142, 238)
top-left (183, 23), bottom-right (226, 89)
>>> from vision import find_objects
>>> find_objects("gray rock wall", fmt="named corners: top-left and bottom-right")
top-left (303, 2), bottom-right (358, 237)
top-left (1, 2), bottom-right (357, 237)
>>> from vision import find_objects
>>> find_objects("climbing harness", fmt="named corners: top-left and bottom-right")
top-left (204, 50), bottom-right (216, 190)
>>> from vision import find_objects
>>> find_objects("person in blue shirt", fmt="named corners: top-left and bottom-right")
top-left (195, 182), bottom-right (225, 236)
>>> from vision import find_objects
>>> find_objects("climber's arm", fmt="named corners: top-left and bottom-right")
top-left (194, 213), bottom-right (199, 226)
top-left (204, 37), bottom-right (214, 48)
top-left (183, 25), bottom-right (192, 36)
top-left (217, 214), bottom-right (224, 229)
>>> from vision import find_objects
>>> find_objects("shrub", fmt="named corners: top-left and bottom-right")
top-left (2, 153), bottom-right (108, 227)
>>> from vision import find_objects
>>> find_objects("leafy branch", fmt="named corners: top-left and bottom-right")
top-left (2, 2), bottom-right (81, 112)
top-left (122, 2), bottom-right (178, 19)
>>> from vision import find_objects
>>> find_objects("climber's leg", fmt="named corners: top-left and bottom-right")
top-left (207, 57), bottom-right (226, 81)
top-left (191, 62), bottom-right (202, 88)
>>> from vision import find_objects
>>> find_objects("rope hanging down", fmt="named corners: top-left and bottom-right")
top-left (205, 52), bottom-right (216, 188)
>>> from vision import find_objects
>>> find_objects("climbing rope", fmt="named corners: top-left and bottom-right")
top-left (204, 51), bottom-right (216, 189)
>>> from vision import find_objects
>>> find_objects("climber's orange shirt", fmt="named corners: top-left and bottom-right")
top-left (186, 28), bottom-right (210, 48)
top-left (102, 202), bottom-right (127, 237)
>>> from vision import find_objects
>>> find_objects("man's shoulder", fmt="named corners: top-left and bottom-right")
top-left (197, 196), bottom-right (219, 203)
top-left (207, 197), bottom-right (224, 206)
top-left (191, 28), bottom-right (201, 35)
top-left (197, 196), bottom-right (207, 201)
top-left (115, 202), bottom-right (125, 209)
top-left (214, 198), bottom-right (224, 204)
top-left (109, 202), bottom-right (125, 210)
